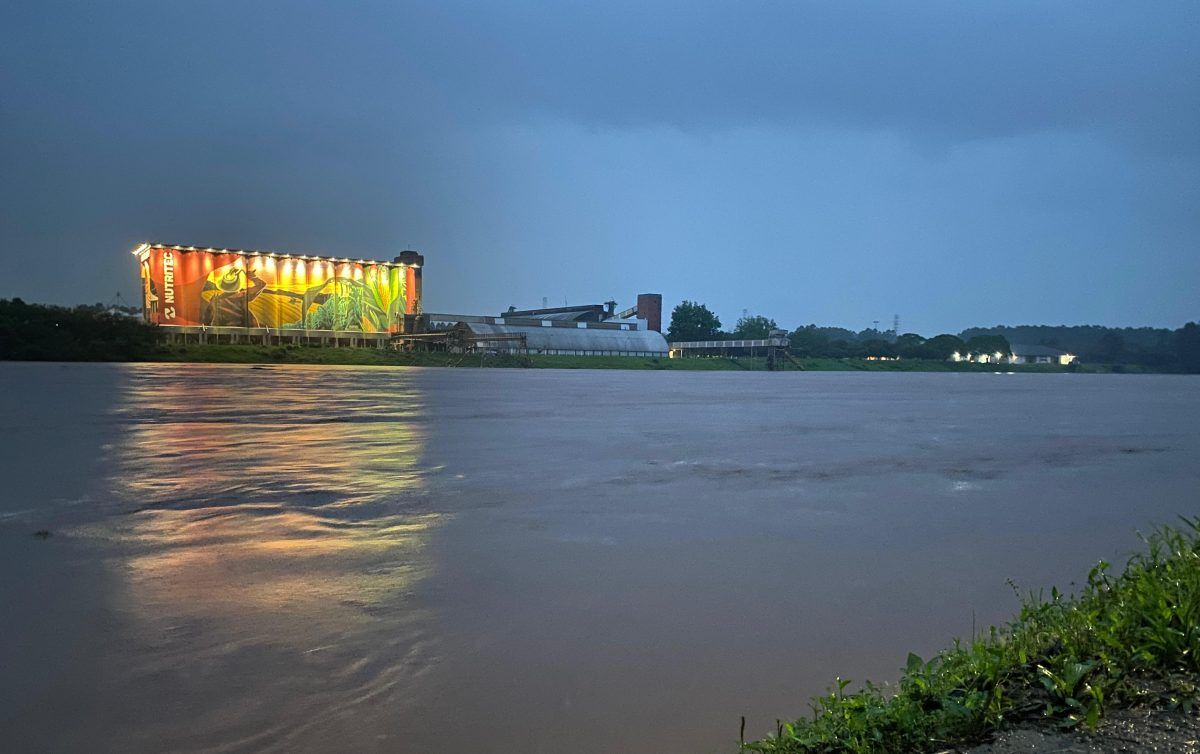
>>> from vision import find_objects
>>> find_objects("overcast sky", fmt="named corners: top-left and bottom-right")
top-left (1, 1), bottom-right (1196, 333)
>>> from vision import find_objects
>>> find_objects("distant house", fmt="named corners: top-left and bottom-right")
top-left (950, 350), bottom-right (1007, 364)
top-left (1007, 344), bottom-right (1076, 365)
top-left (950, 344), bottom-right (1077, 365)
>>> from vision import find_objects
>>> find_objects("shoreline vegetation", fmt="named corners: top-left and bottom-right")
top-left (0, 340), bottom-right (1175, 374)
top-left (1, 300), bottom-right (1193, 373)
top-left (2, 341), bottom-right (1187, 374)
top-left (739, 519), bottom-right (1200, 754)
top-left (148, 344), bottom-right (1161, 373)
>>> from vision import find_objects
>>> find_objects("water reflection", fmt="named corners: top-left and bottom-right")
top-left (98, 364), bottom-right (440, 752)
top-left (8, 365), bottom-right (1197, 754)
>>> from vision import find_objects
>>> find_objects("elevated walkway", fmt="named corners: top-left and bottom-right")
top-left (668, 333), bottom-right (799, 370)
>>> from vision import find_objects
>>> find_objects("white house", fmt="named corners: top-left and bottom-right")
top-left (1008, 344), bottom-right (1077, 365)
top-left (950, 344), bottom-right (1077, 365)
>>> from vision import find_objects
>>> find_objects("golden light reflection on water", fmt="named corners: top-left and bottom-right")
top-left (97, 364), bottom-right (443, 750)
top-left (121, 509), bottom-right (440, 638)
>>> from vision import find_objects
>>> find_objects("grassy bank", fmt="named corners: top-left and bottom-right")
top-left (144, 344), bottom-right (1112, 372)
top-left (740, 519), bottom-right (1200, 753)
top-left (151, 344), bottom-right (759, 369)
top-left (150, 344), bottom-right (740, 369)
top-left (793, 358), bottom-right (1156, 374)
top-left (152, 343), bottom-right (516, 367)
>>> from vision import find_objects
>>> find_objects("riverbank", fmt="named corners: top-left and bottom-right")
top-left (138, 343), bottom-right (1147, 372)
top-left (740, 520), bottom-right (1200, 754)
top-left (963, 706), bottom-right (1200, 753)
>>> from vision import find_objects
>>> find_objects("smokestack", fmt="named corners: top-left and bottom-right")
top-left (636, 293), bottom-right (662, 333)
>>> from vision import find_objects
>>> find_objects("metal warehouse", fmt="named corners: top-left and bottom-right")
top-left (464, 322), bottom-right (666, 356)
top-left (421, 314), bottom-right (667, 356)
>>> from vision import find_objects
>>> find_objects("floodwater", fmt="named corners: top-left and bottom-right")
top-left (1, 363), bottom-right (1197, 754)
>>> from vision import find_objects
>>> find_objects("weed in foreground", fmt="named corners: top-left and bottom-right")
top-left (740, 518), bottom-right (1200, 753)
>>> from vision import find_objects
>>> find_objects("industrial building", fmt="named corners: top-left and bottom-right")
top-left (133, 242), bottom-right (667, 356)
top-left (424, 301), bottom-right (667, 357)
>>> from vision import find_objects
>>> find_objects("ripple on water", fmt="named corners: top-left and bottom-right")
top-left (84, 364), bottom-right (446, 752)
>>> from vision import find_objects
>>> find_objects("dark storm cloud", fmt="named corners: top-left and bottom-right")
top-left (426, 1), bottom-right (1199, 149)
top-left (11, 1), bottom-right (1188, 145)
top-left (0, 1), bottom-right (1196, 329)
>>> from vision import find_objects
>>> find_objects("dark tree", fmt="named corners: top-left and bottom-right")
top-left (788, 325), bottom-right (831, 357)
top-left (920, 334), bottom-right (967, 360)
top-left (965, 334), bottom-right (1011, 359)
top-left (1176, 322), bottom-right (1200, 373)
top-left (0, 299), bottom-right (158, 361)
top-left (667, 300), bottom-right (722, 342)
top-left (732, 314), bottom-right (777, 340)
top-left (1093, 332), bottom-right (1126, 363)
top-left (894, 333), bottom-right (926, 357)
top-left (860, 339), bottom-right (895, 357)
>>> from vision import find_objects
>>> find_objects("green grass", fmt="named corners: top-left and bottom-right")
top-left (740, 519), bottom-right (1200, 753)
top-left (525, 354), bottom-right (748, 370)
top-left (141, 344), bottom-right (1140, 373)
top-left (147, 344), bottom-right (753, 370)
top-left (152, 343), bottom-right (502, 367)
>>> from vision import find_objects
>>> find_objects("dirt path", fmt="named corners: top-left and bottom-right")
top-left (962, 707), bottom-right (1200, 753)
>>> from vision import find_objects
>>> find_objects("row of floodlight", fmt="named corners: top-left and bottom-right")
top-left (131, 242), bottom-right (413, 267)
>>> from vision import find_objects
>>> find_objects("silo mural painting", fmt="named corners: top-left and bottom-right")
top-left (135, 245), bottom-right (420, 332)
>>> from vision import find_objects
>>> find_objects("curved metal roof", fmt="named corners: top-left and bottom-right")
top-left (528, 311), bottom-right (596, 321)
top-left (463, 322), bottom-right (668, 353)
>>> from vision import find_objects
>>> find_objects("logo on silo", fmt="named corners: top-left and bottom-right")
top-left (162, 250), bottom-right (176, 320)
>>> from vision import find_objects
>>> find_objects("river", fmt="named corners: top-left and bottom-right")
top-left (1, 363), bottom-right (1197, 753)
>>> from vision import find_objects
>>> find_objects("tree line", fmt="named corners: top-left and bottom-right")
top-left (0, 299), bottom-right (159, 361)
top-left (3, 297), bottom-right (1198, 374)
top-left (666, 300), bottom-right (1200, 372)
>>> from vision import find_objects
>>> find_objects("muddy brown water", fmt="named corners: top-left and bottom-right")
top-left (1, 363), bottom-right (1197, 753)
